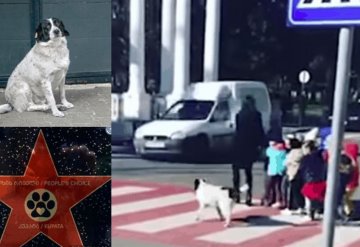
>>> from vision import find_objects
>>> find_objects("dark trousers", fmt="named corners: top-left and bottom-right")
top-left (337, 174), bottom-right (351, 219)
top-left (282, 175), bottom-right (290, 208)
top-left (289, 175), bottom-right (305, 210)
top-left (262, 158), bottom-right (272, 204)
top-left (232, 162), bottom-right (253, 201)
top-left (264, 175), bottom-right (283, 205)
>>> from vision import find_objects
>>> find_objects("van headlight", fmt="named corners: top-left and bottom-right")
top-left (170, 131), bottom-right (186, 140)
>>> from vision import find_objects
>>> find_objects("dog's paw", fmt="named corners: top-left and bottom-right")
top-left (52, 110), bottom-right (65, 117)
top-left (62, 101), bottom-right (74, 109)
top-left (224, 222), bottom-right (231, 228)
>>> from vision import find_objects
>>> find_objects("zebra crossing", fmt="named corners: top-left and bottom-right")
top-left (112, 179), bottom-right (360, 247)
top-left (297, 0), bottom-right (360, 9)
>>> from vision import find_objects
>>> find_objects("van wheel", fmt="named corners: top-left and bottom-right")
top-left (193, 135), bottom-right (210, 161)
top-left (197, 135), bottom-right (209, 153)
top-left (182, 135), bottom-right (209, 160)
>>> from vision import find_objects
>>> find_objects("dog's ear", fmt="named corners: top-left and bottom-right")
top-left (35, 20), bottom-right (50, 42)
top-left (34, 22), bottom-right (42, 41)
top-left (60, 20), bottom-right (70, 37)
top-left (194, 179), bottom-right (200, 191)
top-left (63, 26), bottom-right (70, 37)
top-left (53, 18), bottom-right (70, 37)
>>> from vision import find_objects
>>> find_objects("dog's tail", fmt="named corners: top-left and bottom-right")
top-left (0, 104), bottom-right (12, 114)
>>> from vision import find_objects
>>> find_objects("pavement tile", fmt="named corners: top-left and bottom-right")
top-left (0, 84), bottom-right (110, 127)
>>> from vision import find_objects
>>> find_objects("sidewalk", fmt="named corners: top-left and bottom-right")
top-left (0, 83), bottom-right (110, 127)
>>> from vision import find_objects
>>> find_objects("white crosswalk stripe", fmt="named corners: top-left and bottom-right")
top-left (112, 192), bottom-right (194, 216)
top-left (286, 226), bottom-right (360, 247)
top-left (117, 202), bottom-right (258, 233)
top-left (111, 186), bottom-right (155, 197)
top-left (297, 0), bottom-right (360, 9)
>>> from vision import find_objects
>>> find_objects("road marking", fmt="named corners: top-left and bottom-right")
top-left (112, 192), bottom-right (194, 216)
top-left (111, 186), bottom-right (155, 197)
top-left (285, 226), bottom-right (360, 247)
top-left (117, 203), bottom-right (257, 233)
top-left (196, 214), bottom-right (309, 244)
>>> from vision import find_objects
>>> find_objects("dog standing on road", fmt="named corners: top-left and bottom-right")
top-left (194, 178), bottom-right (248, 227)
top-left (0, 18), bottom-right (73, 117)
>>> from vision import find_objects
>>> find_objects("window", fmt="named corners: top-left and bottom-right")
top-left (211, 101), bottom-right (230, 122)
top-left (236, 88), bottom-right (269, 111)
top-left (161, 100), bottom-right (215, 120)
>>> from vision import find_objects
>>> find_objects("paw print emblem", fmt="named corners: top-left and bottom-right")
top-left (25, 189), bottom-right (57, 222)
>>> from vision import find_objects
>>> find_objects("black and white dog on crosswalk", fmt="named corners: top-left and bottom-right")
top-left (194, 178), bottom-right (248, 227)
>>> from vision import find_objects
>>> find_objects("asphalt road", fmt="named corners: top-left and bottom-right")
top-left (112, 131), bottom-right (360, 196)
top-left (112, 155), bottom-right (265, 197)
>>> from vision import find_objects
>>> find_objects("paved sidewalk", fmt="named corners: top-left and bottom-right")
top-left (0, 83), bottom-right (110, 127)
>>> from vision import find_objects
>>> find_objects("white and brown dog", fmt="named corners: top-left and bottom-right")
top-left (194, 178), bottom-right (248, 227)
top-left (0, 18), bottom-right (72, 117)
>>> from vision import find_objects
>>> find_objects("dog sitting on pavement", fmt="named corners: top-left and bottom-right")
top-left (0, 18), bottom-right (72, 117)
top-left (194, 178), bottom-right (249, 227)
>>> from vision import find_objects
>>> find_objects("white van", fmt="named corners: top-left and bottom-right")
top-left (134, 81), bottom-right (271, 156)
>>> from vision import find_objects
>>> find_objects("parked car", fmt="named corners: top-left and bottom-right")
top-left (133, 80), bottom-right (272, 157)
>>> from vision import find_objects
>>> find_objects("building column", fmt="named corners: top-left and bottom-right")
top-left (122, 0), bottom-right (151, 120)
top-left (160, 0), bottom-right (176, 96)
top-left (203, 0), bottom-right (221, 82)
top-left (166, 0), bottom-right (191, 108)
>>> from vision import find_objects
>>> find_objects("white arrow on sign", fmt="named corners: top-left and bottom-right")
top-left (299, 70), bottom-right (311, 84)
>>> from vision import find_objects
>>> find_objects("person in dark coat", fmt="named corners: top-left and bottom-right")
top-left (232, 95), bottom-right (266, 206)
top-left (336, 153), bottom-right (354, 223)
top-left (299, 141), bottom-right (327, 220)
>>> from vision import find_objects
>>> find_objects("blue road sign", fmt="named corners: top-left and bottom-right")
top-left (288, 0), bottom-right (360, 26)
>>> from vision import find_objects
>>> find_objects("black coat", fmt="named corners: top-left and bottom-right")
top-left (299, 150), bottom-right (327, 184)
top-left (233, 108), bottom-right (266, 166)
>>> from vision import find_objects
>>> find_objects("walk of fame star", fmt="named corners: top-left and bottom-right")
top-left (0, 130), bottom-right (111, 246)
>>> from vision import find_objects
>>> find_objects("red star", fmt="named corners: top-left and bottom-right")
top-left (0, 130), bottom-right (111, 246)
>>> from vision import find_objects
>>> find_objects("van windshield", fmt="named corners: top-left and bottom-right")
top-left (161, 100), bottom-right (214, 120)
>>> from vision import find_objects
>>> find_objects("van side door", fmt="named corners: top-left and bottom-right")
top-left (207, 101), bottom-right (234, 152)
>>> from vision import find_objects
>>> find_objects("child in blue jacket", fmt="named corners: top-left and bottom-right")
top-left (264, 140), bottom-right (287, 208)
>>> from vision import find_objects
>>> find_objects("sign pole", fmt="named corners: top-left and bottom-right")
top-left (322, 27), bottom-right (354, 247)
top-left (298, 70), bottom-right (311, 126)
top-left (299, 83), bottom-right (305, 126)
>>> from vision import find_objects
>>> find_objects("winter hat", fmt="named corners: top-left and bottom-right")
top-left (304, 127), bottom-right (320, 142)
top-left (319, 127), bottom-right (331, 150)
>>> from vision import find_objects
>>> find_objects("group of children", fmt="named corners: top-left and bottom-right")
top-left (262, 128), bottom-right (359, 222)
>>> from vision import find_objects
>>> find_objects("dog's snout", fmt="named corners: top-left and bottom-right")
top-left (54, 29), bottom-right (60, 35)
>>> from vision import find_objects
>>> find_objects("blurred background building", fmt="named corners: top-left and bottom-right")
top-left (111, 0), bottom-right (360, 145)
